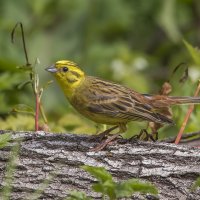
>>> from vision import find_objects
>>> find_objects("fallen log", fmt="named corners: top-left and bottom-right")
top-left (0, 130), bottom-right (200, 200)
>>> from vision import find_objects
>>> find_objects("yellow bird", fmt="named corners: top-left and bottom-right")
top-left (46, 60), bottom-right (200, 150)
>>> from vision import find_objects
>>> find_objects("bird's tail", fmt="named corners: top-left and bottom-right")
top-left (168, 96), bottom-right (200, 105)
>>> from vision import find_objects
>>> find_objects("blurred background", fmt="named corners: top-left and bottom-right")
top-left (0, 0), bottom-right (200, 139)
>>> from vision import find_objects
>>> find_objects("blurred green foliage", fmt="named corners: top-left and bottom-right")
top-left (0, 0), bottom-right (200, 138)
top-left (0, 133), bottom-right (11, 149)
top-left (78, 165), bottom-right (158, 199)
top-left (1, 141), bottom-right (20, 200)
top-left (191, 177), bottom-right (200, 192)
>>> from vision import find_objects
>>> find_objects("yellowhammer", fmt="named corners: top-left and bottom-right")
top-left (46, 60), bottom-right (200, 150)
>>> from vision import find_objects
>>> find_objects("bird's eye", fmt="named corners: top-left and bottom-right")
top-left (62, 67), bottom-right (68, 72)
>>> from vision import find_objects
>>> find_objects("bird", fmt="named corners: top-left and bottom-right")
top-left (46, 60), bottom-right (200, 150)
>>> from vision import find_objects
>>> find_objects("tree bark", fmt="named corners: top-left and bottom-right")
top-left (0, 130), bottom-right (200, 200)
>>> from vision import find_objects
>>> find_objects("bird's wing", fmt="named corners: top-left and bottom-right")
top-left (84, 78), bottom-right (173, 124)
top-left (87, 95), bottom-right (173, 124)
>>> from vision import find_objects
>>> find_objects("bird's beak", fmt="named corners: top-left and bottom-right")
top-left (45, 65), bottom-right (58, 73)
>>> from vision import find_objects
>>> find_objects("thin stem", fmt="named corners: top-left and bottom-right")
top-left (11, 22), bottom-right (31, 66)
top-left (35, 94), bottom-right (39, 131)
top-left (11, 22), bottom-right (33, 87)
top-left (175, 81), bottom-right (200, 145)
top-left (39, 103), bottom-right (48, 124)
top-left (34, 74), bottom-right (40, 131)
top-left (11, 22), bottom-right (49, 131)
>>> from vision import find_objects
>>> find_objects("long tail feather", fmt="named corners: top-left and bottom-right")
top-left (169, 96), bottom-right (200, 105)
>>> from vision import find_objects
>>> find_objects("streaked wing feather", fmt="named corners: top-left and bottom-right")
top-left (87, 94), bottom-right (173, 124)
top-left (85, 77), bottom-right (173, 124)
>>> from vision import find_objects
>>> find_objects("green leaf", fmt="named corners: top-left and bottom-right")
top-left (0, 133), bottom-right (11, 148)
top-left (17, 80), bottom-right (32, 89)
top-left (1, 141), bottom-right (20, 199)
top-left (191, 177), bottom-right (200, 191)
top-left (0, 72), bottom-right (24, 90)
top-left (116, 179), bottom-right (158, 198)
top-left (82, 165), bottom-right (116, 199)
top-left (16, 65), bottom-right (33, 71)
top-left (66, 191), bottom-right (92, 200)
top-left (82, 166), bottom-right (158, 199)
top-left (92, 181), bottom-right (116, 200)
top-left (92, 181), bottom-right (114, 193)
top-left (11, 104), bottom-right (35, 115)
top-left (82, 165), bottom-right (113, 183)
top-left (183, 39), bottom-right (200, 65)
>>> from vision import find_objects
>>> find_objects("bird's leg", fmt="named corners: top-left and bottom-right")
top-left (95, 125), bottom-right (119, 141)
top-left (149, 131), bottom-right (158, 141)
top-left (129, 128), bottom-right (156, 142)
top-left (148, 122), bottom-right (162, 141)
top-left (130, 129), bottom-right (148, 140)
top-left (139, 129), bottom-right (151, 141)
top-left (90, 124), bottom-right (126, 151)
top-left (95, 124), bottom-right (107, 134)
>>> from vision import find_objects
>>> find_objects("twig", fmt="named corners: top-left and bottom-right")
top-left (175, 81), bottom-right (200, 144)
top-left (11, 22), bottom-right (40, 131)
top-left (35, 94), bottom-right (39, 131)
top-left (39, 104), bottom-right (48, 124)
top-left (162, 131), bottom-right (200, 143)
top-left (11, 22), bottom-right (31, 67)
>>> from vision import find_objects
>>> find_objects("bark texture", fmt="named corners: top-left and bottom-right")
top-left (0, 130), bottom-right (200, 200)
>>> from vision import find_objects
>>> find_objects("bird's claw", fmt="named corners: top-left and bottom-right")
top-left (129, 129), bottom-right (158, 142)
top-left (89, 133), bottom-right (121, 151)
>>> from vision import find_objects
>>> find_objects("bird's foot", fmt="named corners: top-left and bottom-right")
top-left (151, 131), bottom-right (158, 141)
top-left (88, 125), bottom-right (118, 142)
top-left (89, 133), bottom-right (121, 152)
top-left (129, 129), bottom-right (158, 142)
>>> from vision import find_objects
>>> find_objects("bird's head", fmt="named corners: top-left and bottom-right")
top-left (46, 60), bottom-right (85, 96)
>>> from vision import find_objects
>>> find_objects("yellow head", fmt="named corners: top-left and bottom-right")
top-left (46, 60), bottom-right (85, 99)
